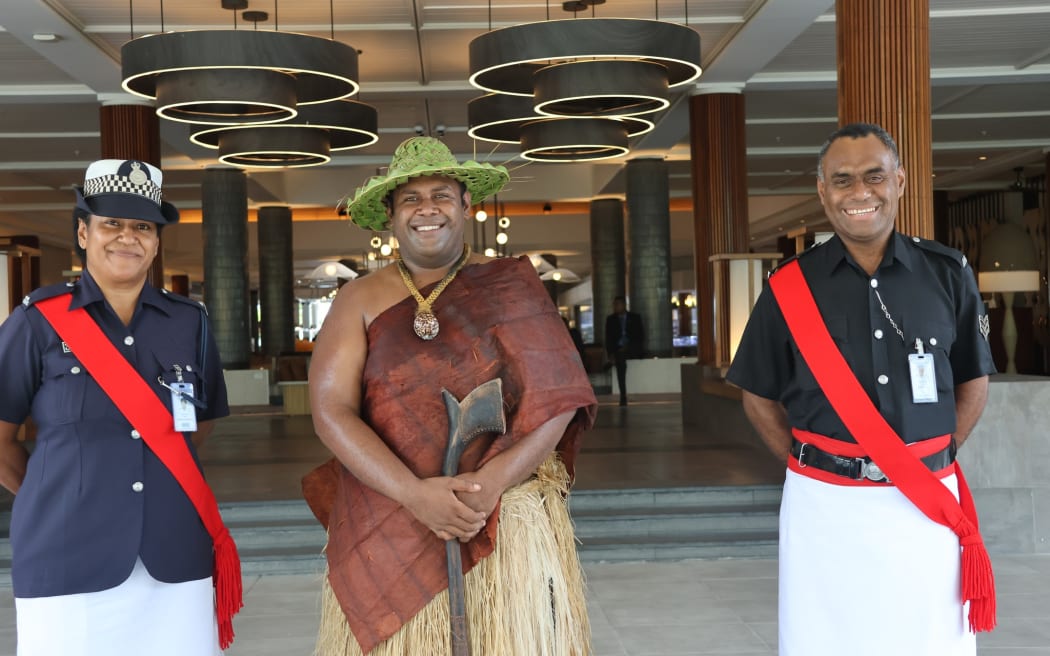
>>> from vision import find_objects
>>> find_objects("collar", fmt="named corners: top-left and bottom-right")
top-left (69, 269), bottom-right (172, 317)
top-left (811, 232), bottom-right (914, 277)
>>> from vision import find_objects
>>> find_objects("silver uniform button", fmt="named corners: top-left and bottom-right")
top-left (66, 282), bottom-right (75, 288)
top-left (131, 430), bottom-right (141, 440)
top-left (929, 337), bottom-right (938, 346)
top-left (70, 366), bottom-right (81, 375)
top-left (874, 329), bottom-right (884, 339)
top-left (870, 279), bottom-right (878, 288)
top-left (124, 336), bottom-right (135, 346)
top-left (877, 374), bottom-right (889, 385)
top-left (132, 481), bottom-right (144, 492)
top-left (912, 236), bottom-right (921, 243)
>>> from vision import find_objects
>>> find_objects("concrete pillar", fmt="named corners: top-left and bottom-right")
top-left (836, 0), bottom-right (933, 238)
top-left (99, 100), bottom-right (166, 288)
top-left (257, 206), bottom-right (296, 356)
top-left (689, 91), bottom-right (750, 366)
top-left (202, 168), bottom-right (251, 369)
top-left (589, 198), bottom-right (626, 348)
top-left (625, 158), bottom-right (673, 357)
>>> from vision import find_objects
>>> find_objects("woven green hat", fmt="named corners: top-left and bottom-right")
top-left (344, 137), bottom-right (510, 231)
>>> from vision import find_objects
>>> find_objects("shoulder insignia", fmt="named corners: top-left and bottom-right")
top-left (907, 234), bottom-right (967, 268)
top-left (22, 282), bottom-right (76, 307)
top-left (161, 288), bottom-right (209, 315)
top-left (768, 240), bottom-right (821, 278)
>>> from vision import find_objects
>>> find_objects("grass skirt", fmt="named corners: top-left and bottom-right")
top-left (315, 456), bottom-right (590, 655)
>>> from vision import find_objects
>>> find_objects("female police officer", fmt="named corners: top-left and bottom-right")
top-left (0, 159), bottom-right (233, 655)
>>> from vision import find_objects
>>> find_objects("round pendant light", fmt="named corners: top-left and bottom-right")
top-left (468, 93), bottom-right (653, 145)
top-left (469, 18), bottom-right (701, 97)
top-left (520, 118), bottom-right (629, 162)
top-left (122, 30), bottom-right (360, 126)
top-left (191, 99), bottom-right (379, 169)
top-left (533, 59), bottom-right (670, 118)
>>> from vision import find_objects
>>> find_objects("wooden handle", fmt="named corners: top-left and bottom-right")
top-left (446, 540), bottom-right (471, 656)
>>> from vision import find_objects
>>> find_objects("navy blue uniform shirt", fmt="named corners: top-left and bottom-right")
top-left (727, 232), bottom-right (996, 444)
top-left (0, 270), bottom-right (229, 597)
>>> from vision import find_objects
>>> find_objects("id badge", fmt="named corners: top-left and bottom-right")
top-left (908, 353), bottom-right (938, 403)
top-left (170, 382), bottom-right (199, 432)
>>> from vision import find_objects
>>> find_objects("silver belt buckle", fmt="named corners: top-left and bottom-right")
top-left (858, 459), bottom-right (890, 483)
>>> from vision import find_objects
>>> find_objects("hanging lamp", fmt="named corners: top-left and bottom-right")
top-left (190, 99), bottom-right (379, 169)
top-left (122, 30), bottom-right (360, 126)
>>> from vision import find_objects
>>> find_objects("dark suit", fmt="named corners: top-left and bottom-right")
top-left (605, 311), bottom-right (644, 403)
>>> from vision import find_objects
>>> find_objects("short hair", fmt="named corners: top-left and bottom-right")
top-left (816, 122), bottom-right (901, 181)
top-left (613, 295), bottom-right (626, 304)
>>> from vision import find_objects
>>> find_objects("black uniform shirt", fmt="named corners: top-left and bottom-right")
top-left (727, 232), bottom-right (996, 444)
top-left (0, 270), bottom-right (229, 597)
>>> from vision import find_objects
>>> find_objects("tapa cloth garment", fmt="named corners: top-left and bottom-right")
top-left (15, 557), bottom-right (220, 656)
top-left (779, 469), bottom-right (976, 656)
top-left (315, 456), bottom-right (589, 656)
top-left (302, 256), bottom-right (597, 653)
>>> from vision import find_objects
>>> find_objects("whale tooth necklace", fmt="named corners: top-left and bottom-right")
top-left (397, 244), bottom-right (471, 340)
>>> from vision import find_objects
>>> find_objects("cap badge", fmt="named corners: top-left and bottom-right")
top-left (128, 161), bottom-right (149, 186)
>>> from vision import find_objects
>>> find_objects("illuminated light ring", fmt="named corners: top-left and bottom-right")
top-left (122, 30), bottom-right (360, 125)
top-left (467, 93), bottom-right (653, 145)
top-left (520, 118), bottom-right (629, 163)
top-left (469, 18), bottom-right (701, 97)
top-left (155, 68), bottom-right (297, 125)
top-left (217, 127), bottom-right (332, 168)
top-left (533, 59), bottom-right (670, 118)
top-left (190, 100), bottom-right (379, 152)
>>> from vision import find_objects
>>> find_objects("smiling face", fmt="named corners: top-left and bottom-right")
top-left (78, 214), bottom-right (159, 288)
top-left (817, 134), bottom-right (906, 251)
top-left (387, 175), bottom-right (471, 270)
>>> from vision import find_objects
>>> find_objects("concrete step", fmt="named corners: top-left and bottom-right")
top-left (0, 485), bottom-right (785, 585)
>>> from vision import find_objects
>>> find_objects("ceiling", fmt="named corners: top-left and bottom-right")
top-left (2, 0), bottom-right (1050, 287)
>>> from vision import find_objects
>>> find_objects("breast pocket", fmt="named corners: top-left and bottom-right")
top-left (153, 348), bottom-right (204, 413)
top-left (37, 350), bottom-right (86, 424)
top-left (792, 314), bottom-right (849, 389)
top-left (908, 321), bottom-right (954, 393)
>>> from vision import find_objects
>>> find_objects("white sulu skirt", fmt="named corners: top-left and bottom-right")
top-left (779, 469), bottom-right (976, 656)
top-left (15, 557), bottom-right (221, 656)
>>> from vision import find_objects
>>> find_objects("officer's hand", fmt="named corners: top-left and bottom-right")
top-left (404, 476), bottom-right (487, 542)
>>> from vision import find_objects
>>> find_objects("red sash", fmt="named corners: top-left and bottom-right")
top-left (768, 259), bottom-right (996, 633)
top-left (35, 294), bottom-right (242, 649)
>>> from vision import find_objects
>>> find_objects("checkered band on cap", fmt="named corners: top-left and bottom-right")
top-left (82, 160), bottom-right (163, 205)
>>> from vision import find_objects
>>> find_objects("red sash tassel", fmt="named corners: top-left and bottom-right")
top-left (35, 294), bottom-right (243, 648)
top-left (769, 260), bottom-right (996, 632)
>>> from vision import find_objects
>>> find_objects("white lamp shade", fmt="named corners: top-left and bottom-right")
top-left (305, 261), bottom-right (357, 280)
top-left (526, 253), bottom-right (555, 273)
top-left (540, 267), bottom-right (580, 282)
top-left (978, 270), bottom-right (1039, 293)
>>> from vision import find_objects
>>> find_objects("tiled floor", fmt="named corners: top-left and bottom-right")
top-left (3, 397), bottom-right (1050, 653)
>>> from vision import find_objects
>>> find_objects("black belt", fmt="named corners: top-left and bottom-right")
top-left (790, 437), bottom-right (956, 484)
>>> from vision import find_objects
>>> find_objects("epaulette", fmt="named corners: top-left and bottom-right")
top-left (158, 287), bottom-right (210, 315)
top-left (767, 239), bottom-right (824, 278)
top-left (905, 234), bottom-right (969, 268)
top-left (21, 281), bottom-right (77, 308)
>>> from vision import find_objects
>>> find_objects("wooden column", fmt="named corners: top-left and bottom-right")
top-left (99, 102), bottom-right (167, 288)
top-left (689, 91), bottom-right (750, 366)
top-left (836, 0), bottom-right (933, 238)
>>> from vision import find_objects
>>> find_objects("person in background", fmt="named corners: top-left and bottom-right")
top-left (604, 296), bottom-right (645, 405)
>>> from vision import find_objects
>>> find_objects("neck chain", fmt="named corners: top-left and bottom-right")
top-left (397, 244), bottom-right (471, 340)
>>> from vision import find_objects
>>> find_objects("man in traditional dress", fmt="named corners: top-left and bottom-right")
top-left (727, 123), bottom-right (997, 656)
top-left (303, 137), bottom-right (597, 655)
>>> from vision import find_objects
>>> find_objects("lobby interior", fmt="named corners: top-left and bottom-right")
top-left (3, 0), bottom-right (1050, 654)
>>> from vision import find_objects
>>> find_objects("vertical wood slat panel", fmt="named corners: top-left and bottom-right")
top-left (836, 0), bottom-right (933, 239)
top-left (690, 92), bottom-right (749, 366)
